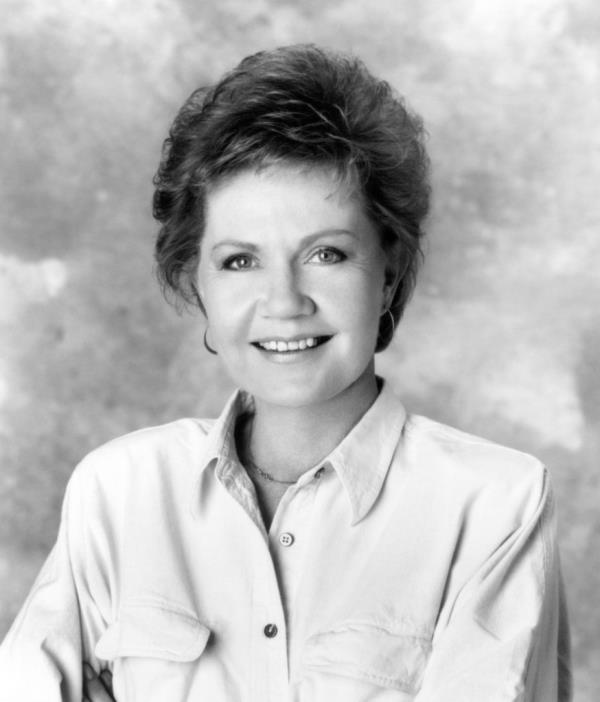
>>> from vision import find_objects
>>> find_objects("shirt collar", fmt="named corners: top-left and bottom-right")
top-left (326, 379), bottom-right (407, 525)
top-left (198, 389), bottom-right (252, 470)
top-left (197, 379), bottom-right (407, 525)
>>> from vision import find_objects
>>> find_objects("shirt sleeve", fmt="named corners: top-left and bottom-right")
top-left (0, 467), bottom-right (104, 702)
top-left (416, 468), bottom-right (572, 702)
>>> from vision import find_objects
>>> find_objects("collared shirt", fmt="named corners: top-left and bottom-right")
top-left (0, 380), bottom-right (570, 701)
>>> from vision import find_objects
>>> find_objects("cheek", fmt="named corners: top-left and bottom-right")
top-left (353, 275), bottom-right (387, 343)
top-left (342, 272), bottom-right (385, 321)
top-left (328, 288), bottom-right (382, 361)
top-left (202, 284), bottom-right (253, 343)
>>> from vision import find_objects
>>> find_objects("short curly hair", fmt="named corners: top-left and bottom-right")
top-left (153, 44), bottom-right (430, 351)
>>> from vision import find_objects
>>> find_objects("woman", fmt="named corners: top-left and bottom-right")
top-left (0, 45), bottom-right (570, 701)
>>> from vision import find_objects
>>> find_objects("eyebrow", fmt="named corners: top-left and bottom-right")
top-left (210, 229), bottom-right (358, 253)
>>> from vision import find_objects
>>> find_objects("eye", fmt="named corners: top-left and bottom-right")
top-left (222, 254), bottom-right (257, 271)
top-left (308, 247), bottom-right (346, 265)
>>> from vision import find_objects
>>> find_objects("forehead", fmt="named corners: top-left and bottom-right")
top-left (203, 164), bottom-right (373, 240)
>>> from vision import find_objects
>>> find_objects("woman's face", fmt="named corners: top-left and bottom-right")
top-left (197, 164), bottom-right (393, 409)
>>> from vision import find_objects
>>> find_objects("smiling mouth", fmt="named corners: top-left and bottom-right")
top-left (251, 336), bottom-right (332, 353)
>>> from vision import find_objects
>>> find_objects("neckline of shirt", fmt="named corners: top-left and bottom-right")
top-left (194, 377), bottom-right (408, 525)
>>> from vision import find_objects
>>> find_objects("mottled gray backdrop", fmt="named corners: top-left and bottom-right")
top-left (1, 0), bottom-right (599, 698)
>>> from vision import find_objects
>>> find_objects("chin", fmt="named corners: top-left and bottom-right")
top-left (243, 382), bottom-right (327, 409)
top-left (245, 367), bottom-right (374, 410)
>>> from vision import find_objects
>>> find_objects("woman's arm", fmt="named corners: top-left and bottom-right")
top-left (0, 468), bottom-right (106, 701)
top-left (416, 470), bottom-right (571, 701)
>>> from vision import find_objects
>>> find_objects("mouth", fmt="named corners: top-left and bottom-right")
top-left (251, 335), bottom-right (332, 353)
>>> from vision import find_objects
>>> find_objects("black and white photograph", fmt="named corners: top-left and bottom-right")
top-left (1, 1), bottom-right (598, 700)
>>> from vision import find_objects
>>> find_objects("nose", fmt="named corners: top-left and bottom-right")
top-left (259, 264), bottom-right (314, 319)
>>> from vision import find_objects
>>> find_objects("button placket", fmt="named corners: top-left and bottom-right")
top-left (249, 560), bottom-right (288, 701)
top-left (263, 472), bottom-right (322, 685)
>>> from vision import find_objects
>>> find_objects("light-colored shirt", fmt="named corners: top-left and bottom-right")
top-left (0, 380), bottom-right (570, 701)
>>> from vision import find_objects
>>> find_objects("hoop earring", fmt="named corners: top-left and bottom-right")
top-left (384, 308), bottom-right (395, 337)
top-left (203, 328), bottom-right (218, 355)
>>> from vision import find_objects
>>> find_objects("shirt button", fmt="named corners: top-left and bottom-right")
top-left (279, 532), bottom-right (294, 547)
top-left (263, 623), bottom-right (278, 638)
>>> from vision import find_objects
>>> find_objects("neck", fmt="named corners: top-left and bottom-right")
top-left (244, 365), bottom-right (380, 482)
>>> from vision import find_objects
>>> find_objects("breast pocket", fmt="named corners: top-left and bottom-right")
top-left (302, 623), bottom-right (432, 695)
top-left (95, 602), bottom-right (211, 702)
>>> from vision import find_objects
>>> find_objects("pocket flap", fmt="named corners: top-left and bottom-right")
top-left (303, 624), bottom-right (431, 692)
top-left (95, 604), bottom-right (211, 662)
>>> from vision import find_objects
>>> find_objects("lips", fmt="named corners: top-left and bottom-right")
top-left (251, 335), bottom-right (332, 353)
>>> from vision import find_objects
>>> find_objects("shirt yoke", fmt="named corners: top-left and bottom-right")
top-left (402, 413), bottom-right (548, 518)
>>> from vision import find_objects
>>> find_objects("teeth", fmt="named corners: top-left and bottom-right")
top-left (258, 337), bottom-right (322, 352)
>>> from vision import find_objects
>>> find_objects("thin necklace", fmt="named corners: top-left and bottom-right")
top-left (245, 457), bottom-right (297, 485)
top-left (239, 413), bottom-right (297, 486)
